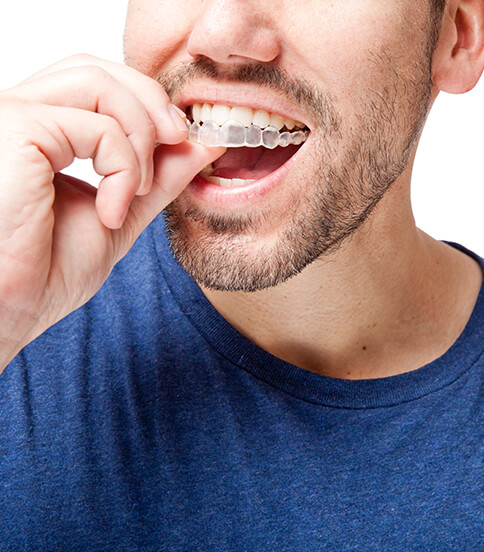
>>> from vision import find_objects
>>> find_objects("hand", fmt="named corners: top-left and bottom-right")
top-left (0, 54), bottom-right (224, 370)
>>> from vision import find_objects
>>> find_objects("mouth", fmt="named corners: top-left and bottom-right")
top-left (184, 102), bottom-right (311, 192)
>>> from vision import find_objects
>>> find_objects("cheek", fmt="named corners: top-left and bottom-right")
top-left (124, 0), bottom-right (193, 75)
top-left (283, 2), bottom-right (425, 110)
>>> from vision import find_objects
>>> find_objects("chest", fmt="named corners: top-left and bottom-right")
top-left (0, 393), bottom-right (481, 552)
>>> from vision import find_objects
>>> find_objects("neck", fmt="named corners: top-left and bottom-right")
top-left (201, 170), bottom-right (482, 379)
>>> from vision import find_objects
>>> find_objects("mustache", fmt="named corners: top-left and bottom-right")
top-left (158, 57), bottom-right (342, 135)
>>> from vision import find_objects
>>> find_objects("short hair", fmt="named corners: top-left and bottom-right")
top-left (431, 0), bottom-right (446, 11)
top-left (428, 0), bottom-right (446, 53)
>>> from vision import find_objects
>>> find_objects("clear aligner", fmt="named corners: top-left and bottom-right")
top-left (187, 119), bottom-right (309, 148)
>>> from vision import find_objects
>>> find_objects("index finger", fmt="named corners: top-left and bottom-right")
top-left (12, 54), bottom-right (187, 145)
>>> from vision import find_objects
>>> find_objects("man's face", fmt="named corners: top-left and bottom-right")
top-left (124, 0), bottom-right (439, 291)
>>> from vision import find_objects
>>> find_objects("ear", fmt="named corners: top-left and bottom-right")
top-left (432, 0), bottom-right (484, 93)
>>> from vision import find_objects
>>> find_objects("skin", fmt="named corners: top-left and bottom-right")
top-left (123, 0), bottom-right (484, 379)
top-left (0, 58), bottom-right (225, 370)
top-left (0, 1), bottom-right (483, 380)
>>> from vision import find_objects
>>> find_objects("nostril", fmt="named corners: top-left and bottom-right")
top-left (186, 3), bottom-right (280, 65)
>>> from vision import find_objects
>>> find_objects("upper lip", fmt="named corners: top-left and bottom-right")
top-left (174, 81), bottom-right (314, 131)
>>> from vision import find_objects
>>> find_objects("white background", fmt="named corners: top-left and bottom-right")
top-left (1, 1), bottom-right (483, 254)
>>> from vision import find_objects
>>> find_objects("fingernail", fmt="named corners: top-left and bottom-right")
top-left (138, 157), bottom-right (154, 196)
top-left (119, 204), bottom-right (130, 227)
top-left (168, 104), bottom-right (188, 133)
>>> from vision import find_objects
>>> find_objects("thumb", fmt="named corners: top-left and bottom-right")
top-left (113, 141), bottom-right (225, 257)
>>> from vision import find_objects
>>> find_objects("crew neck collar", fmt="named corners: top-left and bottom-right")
top-left (150, 217), bottom-right (484, 409)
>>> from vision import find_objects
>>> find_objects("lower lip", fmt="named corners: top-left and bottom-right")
top-left (186, 139), bottom-right (309, 209)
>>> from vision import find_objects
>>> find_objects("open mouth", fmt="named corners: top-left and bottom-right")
top-left (185, 102), bottom-right (310, 188)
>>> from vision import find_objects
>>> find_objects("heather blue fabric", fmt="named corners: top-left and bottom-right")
top-left (0, 214), bottom-right (482, 551)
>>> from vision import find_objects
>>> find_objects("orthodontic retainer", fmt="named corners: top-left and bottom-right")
top-left (187, 119), bottom-right (309, 149)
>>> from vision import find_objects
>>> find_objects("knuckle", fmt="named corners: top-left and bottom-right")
top-left (69, 53), bottom-right (100, 65)
top-left (97, 115), bottom-right (141, 175)
top-left (74, 64), bottom-right (110, 85)
top-left (133, 119), bottom-right (157, 152)
top-left (146, 119), bottom-right (157, 143)
top-left (98, 113), bottom-right (123, 135)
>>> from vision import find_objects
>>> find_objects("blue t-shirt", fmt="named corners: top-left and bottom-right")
top-left (0, 215), bottom-right (482, 551)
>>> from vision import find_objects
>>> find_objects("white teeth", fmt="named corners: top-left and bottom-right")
top-left (200, 103), bottom-right (212, 123)
top-left (252, 109), bottom-right (271, 129)
top-left (211, 104), bottom-right (231, 126)
top-left (207, 175), bottom-right (256, 188)
top-left (192, 103), bottom-right (202, 123)
top-left (190, 103), bottom-right (306, 131)
top-left (269, 113), bottom-right (285, 131)
top-left (199, 164), bottom-right (256, 188)
top-left (230, 106), bottom-right (254, 127)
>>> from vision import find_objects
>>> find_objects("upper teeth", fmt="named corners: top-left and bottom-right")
top-left (190, 103), bottom-right (306, 131)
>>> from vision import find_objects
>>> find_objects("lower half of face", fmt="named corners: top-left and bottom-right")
top-left (164, 59), bottom-right (433, 292)
top-left (152, 4), bottom-right (437, 293)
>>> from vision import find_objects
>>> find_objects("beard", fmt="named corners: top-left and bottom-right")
top-left (160, 34), bottom-right (437, 292)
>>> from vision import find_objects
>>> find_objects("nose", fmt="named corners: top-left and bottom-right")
top-left (187, 0), bottom-right (280, 65)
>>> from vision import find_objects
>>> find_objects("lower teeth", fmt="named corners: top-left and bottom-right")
top-left (207, 176), bottom-right (256, 187)
top-left (187, 120), bottom-right (309, 148)
top-left (198, 165), bottom-right (255, 188)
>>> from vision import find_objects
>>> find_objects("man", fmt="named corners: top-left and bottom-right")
top-left (0, 0), bottom-right (482, 549)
